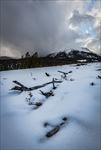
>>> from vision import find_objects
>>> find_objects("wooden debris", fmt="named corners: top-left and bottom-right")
top-left (46, 126), bottom-right (60, 138)
top-left (58, 70), bottom-right (72, 80)
top-left (44, 116), bottom-right (68, 138)
top-left (90, 82), bottom-right (95, 86)
top-left (96, 69), bottom-right (101, 71)
top-left (11, 80), bottom-right (62, 92)
top-left (13, 80), bottom-right (28, 89)
top-left (68, 71), bottom-right (72, 74)
top-left (11, 86), bottom-right (24, 91)
top-left (32, 78), bottom-right (36, 80)
top-left (29, 102), bottom-right (43, 109)
top-left (33, 102), bottom-right (43, 109)
top-left (52, 78), bottom-right (57, 89)
top-left (58, 70), bottom-right (72, 75)
top-left (97, 75), bottom-right (101, 79)
top-left (44, 122), bottom-right (49, 127)
top-left (12, 81), bottom-right (29, 91)
top-left (40, 90), bottom-right (54, 98)
top-left (45, 72), bottom-right (50, 77)
top-left (34, 102), bottom-right (42, 107)
top-left (70, 78), bottom-right (75, 81)
top-left (62, 117), bottom-right (68, 121)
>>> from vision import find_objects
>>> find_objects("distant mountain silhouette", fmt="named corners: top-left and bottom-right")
top-left (46, 49), bottom-right (100, 62)
top-left (0, 56), bottom-right (15, 60)
top-left (0, 49), bottom-right (101, 71)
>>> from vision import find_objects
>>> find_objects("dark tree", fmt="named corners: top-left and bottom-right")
top-left (32, 52), bottom-right (38, 58)
top-left (25, 52), bottom-right (30, 58)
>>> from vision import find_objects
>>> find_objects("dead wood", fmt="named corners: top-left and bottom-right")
top-left (12, 81), bottom-right (29, 91)
top-left (58, 70), bottom-right (72, 80)
top-left (97, 75), bottom-right (101, 79)
top-left (90, 82), bottom-right (95, 86)
top-left (52, 78), bottom-right (57, 89)
top-left (96, 69), bottom-right (101, 71)
top-left (58, 70), bottom-right (72, 75)
top-left (45, 72), bottom-right (50, 77)
top-left (11, 86), bottom-right (24, 91)
top-left (46, 126), bottom-right (60, 138)
top-left (33, 102), bottom-right (43, 109)
top-left (45, 116), bottom-right (68, 138)
top-left (11, 80), bottom-right (62, 92)
top-left (40, 90), bottom-right (54, 98)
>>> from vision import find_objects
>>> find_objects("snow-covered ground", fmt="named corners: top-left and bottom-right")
top-left (0, 63), bottom-right (101, 150)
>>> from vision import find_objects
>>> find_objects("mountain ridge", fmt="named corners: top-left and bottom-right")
top-left (46, 49), bottom-right (100, 62)
top-left (0, 49), bottom-right (101, 71)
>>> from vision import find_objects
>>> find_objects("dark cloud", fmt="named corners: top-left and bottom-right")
top-left (69, 10), bottom-right (95, 27)
top-left (0, 0), bottom-right (82, 57)
top-left (0, 1), bottom-right (59, 55)
top-left (0, 0), bottom-right (100, 57)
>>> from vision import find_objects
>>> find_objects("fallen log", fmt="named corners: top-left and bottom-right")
top-left (58, 70), bottom-right (72, 80)
top-left (29, 80), bottom-right (62, 91)
top-left (90, 82), bottom-right (95, 86)
top-left (58, 70), bottom-right (72, 75)
top-left (45, 116), bottom-right (68, 138)
top-left (96, 69), bottom-right (101, 71)
top-left (13, 81), bottom-right (29, 90)
top-left (32, 102), bottom-right (43, 110)
top-left (52, 78), bottom-right (57, 89)
top-left (40, 90), bottom-right (54, 98)
top-left (11, 80), bottom-right (62, 92)
top-left (13, 80), bottom-right (26, 87)
top-left (46, 126), bottom-right (60, 138)
top-left (11, 86), bottom-right (24, 91)
top-left (45, 72), bottom-right (50, 77)
top-left (97, 75), bottom-right (101, 79)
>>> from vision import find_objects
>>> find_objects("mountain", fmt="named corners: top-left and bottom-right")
top-left (0, 56), bottom-right (15, 60)
top-left (67, 50), bottom-right (99, 60)
top-left (46, 49), bottom-right (101, 62)
top-left (0, 49), bottom-right (101, 71)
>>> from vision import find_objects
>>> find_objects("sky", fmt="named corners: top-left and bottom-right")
top-left (0, 0), bottom-right (101, 58)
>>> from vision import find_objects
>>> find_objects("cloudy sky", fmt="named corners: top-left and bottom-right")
top-left (0, 0), bottom-right (101, 57)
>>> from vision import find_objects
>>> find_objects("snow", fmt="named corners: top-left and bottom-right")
top-left (77, 59), bottom-right (87, 62)
top-left (0, 62), bottom-right (101, 150)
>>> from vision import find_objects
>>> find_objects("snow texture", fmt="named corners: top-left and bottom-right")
top-left (0, 63), bottom-right (101, 150)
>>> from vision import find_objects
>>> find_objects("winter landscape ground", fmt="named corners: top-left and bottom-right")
top-left (0, 62), bottom-right (101, 150)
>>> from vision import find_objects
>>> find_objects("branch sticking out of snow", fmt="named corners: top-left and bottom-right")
top-left (11, 80), bottom-right (62, 92)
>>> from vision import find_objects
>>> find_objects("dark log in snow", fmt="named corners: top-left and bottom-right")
top-left (34, 102), bottom-right (42, 107)
top-left (46, 126), bottom-right (60, 138)
top-left (13, 80), bottom-right (25, 87)
top-left (97, 75), bottom-right (101, 79)
top-left (11, 80), bottom-right (62, 92)
top-left (45, 116), bottom-right (68, 138)
top-left (90, 82), bottom-right (95, 86)
top-left (44, 122), bottom-right (50, 127)
top-left (11, 86), bottom-right (24, 91)
top-left (96, 69), bottom-right (101, 71)
top-left (33, 102), bottom-right (43, 109)
top-left (45, 72), bottom-right (50, 77)
top-left (52, 78), bottom-right (57, 89)
top-left (13, 81), bottom-right (29, 90)
top-left (40, 90), bottom-right (54, 98)
top-left (58, 70), bottom-right (72, 80)
top-left (58, 70), bottom-right (72, 75)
